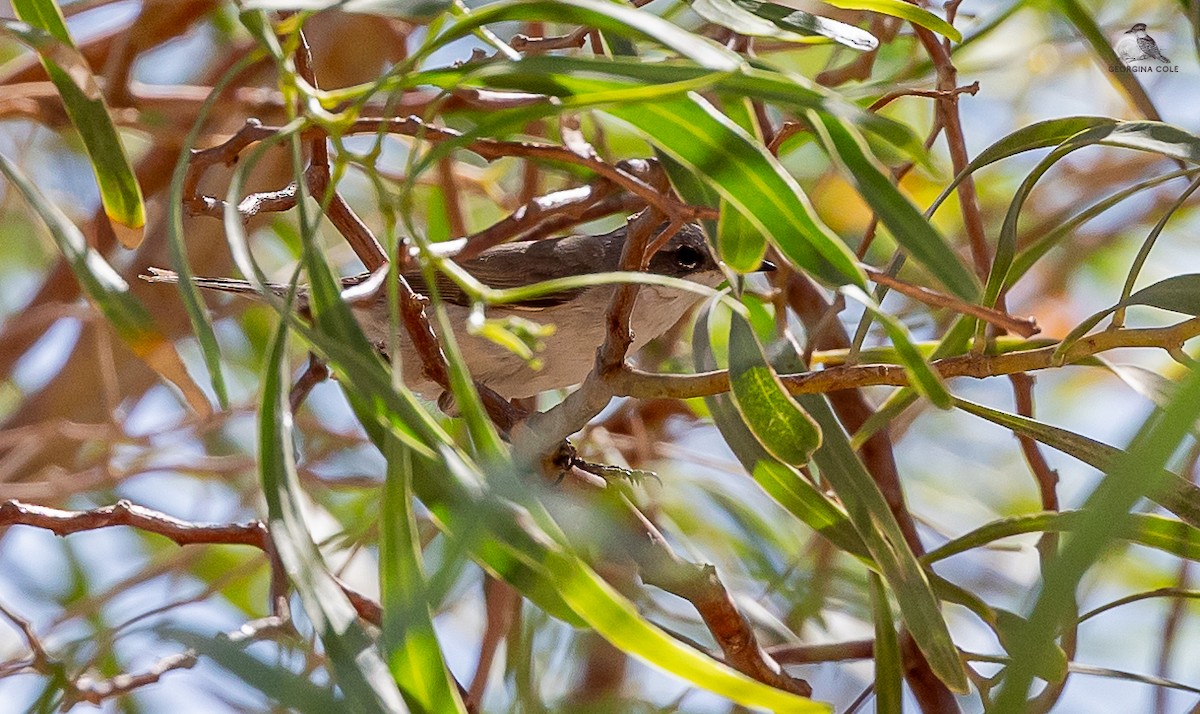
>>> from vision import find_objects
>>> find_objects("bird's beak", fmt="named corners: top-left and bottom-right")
top-left (758, 259), bottom-right (777, 272)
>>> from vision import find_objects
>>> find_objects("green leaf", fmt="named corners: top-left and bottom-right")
top-left (809, 111), bottom-right (978, 300)
top-left (992, 364), bottom-right (1200, 709)
top-left (800, 395), bottom-right (969, 693)
top-left (927, 117), bottom-right (1118, 221)
top-left (161, 54), bottom-right (266, 411)
top-left (717, 199), bottom-right (769, 274)
top-left (869, 574), bottom-right (903, 713)
top-left (1053, 274), bottom-right (1200, 364)
top-left (603, 92), bottom-right (865, 287)
top-left (0, 152), bottom-right (211, 417)
top-left (820, 0), bottom-right (961, 42)
top-left (930, 576), bottom-right (1068, 685)
top-left (5, 7), bottom-right (145, 246)
top-left (953, 398), bottom-right (1200, 529)
top-left (1116, 273), bottom-right (1200, 315)
top-left (384, 55), bottom-right (924, 161)
top-left (424, 0), bottom-right (742, 71)
top-left (923, 511), bottom-right (1200, 565)
top-left (258, 323), bottom-right (407, 713)
top-left (171, 629), bottom-right (342, 713)
top-left (985, 122), bottom-right (1200, 315)
top-left (689, 0), bottom-right (879, 50)
top-left (841, 287), bottom-right (952, 409)
top-left (728, 312), bottom-right (822, 465)
top-left (380, 438), bottom-right (467, 713)
top-left (1009, 168), bottom-right (1200, 282)
top-left (695, 305), bottom-right (867, 556)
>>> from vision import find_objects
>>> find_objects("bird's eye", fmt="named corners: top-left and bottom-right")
top-left (675, 245), bottom-right (704, 270)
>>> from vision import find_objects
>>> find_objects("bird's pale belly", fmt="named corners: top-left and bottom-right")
top-left (355, 285), bottom-right (709, 400)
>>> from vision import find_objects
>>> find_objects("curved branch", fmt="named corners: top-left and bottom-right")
top-left (612, 319), bottom-right (1200, 399)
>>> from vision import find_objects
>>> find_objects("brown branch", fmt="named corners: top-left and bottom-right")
top-left (0, 599), bottom-right (53, 671)
top-left (295, 31), bottom-right (387, 271)
top-left (597, 212), bottom-right (674, 376)
top-left (863, 265), bottom-right (1039, 338)
top-left (867, 81), bottom-right (980, 113)
top-left (455, 180), bottom-right (625, 260)
top-left (186, 117), bottom-right (714, 231)
top-left (70, 652), bottom-right (199, 706)
top-left (767, 640), bottom-right (875, 664)
top-left (510, 27), bottom-right (592, 53)
top-left (1009, 372), bottom-right (1070, 713)
top-left (466, 577), bottom-right (519, 709)
top-left (0, 499), bottom-right (383, 625)
top-left (1009, 374), bottom-right (1059, 514)
top-left (611, 318), bottom-right (1200, 400)
top-left (627, 501), bottom-right (812, 697)
top-left (0, 498), bottom-right (268, 548)
top-left (915, 29), bottom-right (989, 281)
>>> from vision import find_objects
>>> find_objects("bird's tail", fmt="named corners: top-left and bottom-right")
top-left (140, 267), bottom-right (287, 297)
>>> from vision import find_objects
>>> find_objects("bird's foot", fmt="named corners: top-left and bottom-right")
top-left (569, 458), bottom-right (660, 489)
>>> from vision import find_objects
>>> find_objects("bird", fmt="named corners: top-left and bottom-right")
top-left (1116, 23), bottom-right (1170, 63)
top-left (143, 224), bottom-right (765, 400)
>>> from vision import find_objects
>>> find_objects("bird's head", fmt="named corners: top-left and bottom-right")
top-left (1126, 23), bottom-right (1148, 33)
top-left (645, 225), bottom-right (775, 285)
top-left (646, 226), bottom-right (722, 280)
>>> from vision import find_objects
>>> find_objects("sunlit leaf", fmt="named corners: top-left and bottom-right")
top-left (6, 5), bottom-right (145, 246)
top-left (689, 0), bottom-right (879, 49)
top-left (380, 437), bottom-right (467, 712)
top-left (820, 0), bottom-right (961, 42)
top-left (424, 0), bottom-right (742, 71)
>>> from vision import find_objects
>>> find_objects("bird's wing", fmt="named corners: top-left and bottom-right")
top-left (339, 263), bottom-right (581, 310)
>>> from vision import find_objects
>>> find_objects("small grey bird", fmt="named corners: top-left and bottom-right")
top-left (144, 224), bottom-right (760, 400)
top-left (1117, 23), bottom-right (1170, 63)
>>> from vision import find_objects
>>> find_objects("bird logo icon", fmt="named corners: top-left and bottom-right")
top-left (1116, 23), bottom-right (1171, 64)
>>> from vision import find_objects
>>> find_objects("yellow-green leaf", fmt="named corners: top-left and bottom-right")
top-left (7, 3), bottom-right (146, 246)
